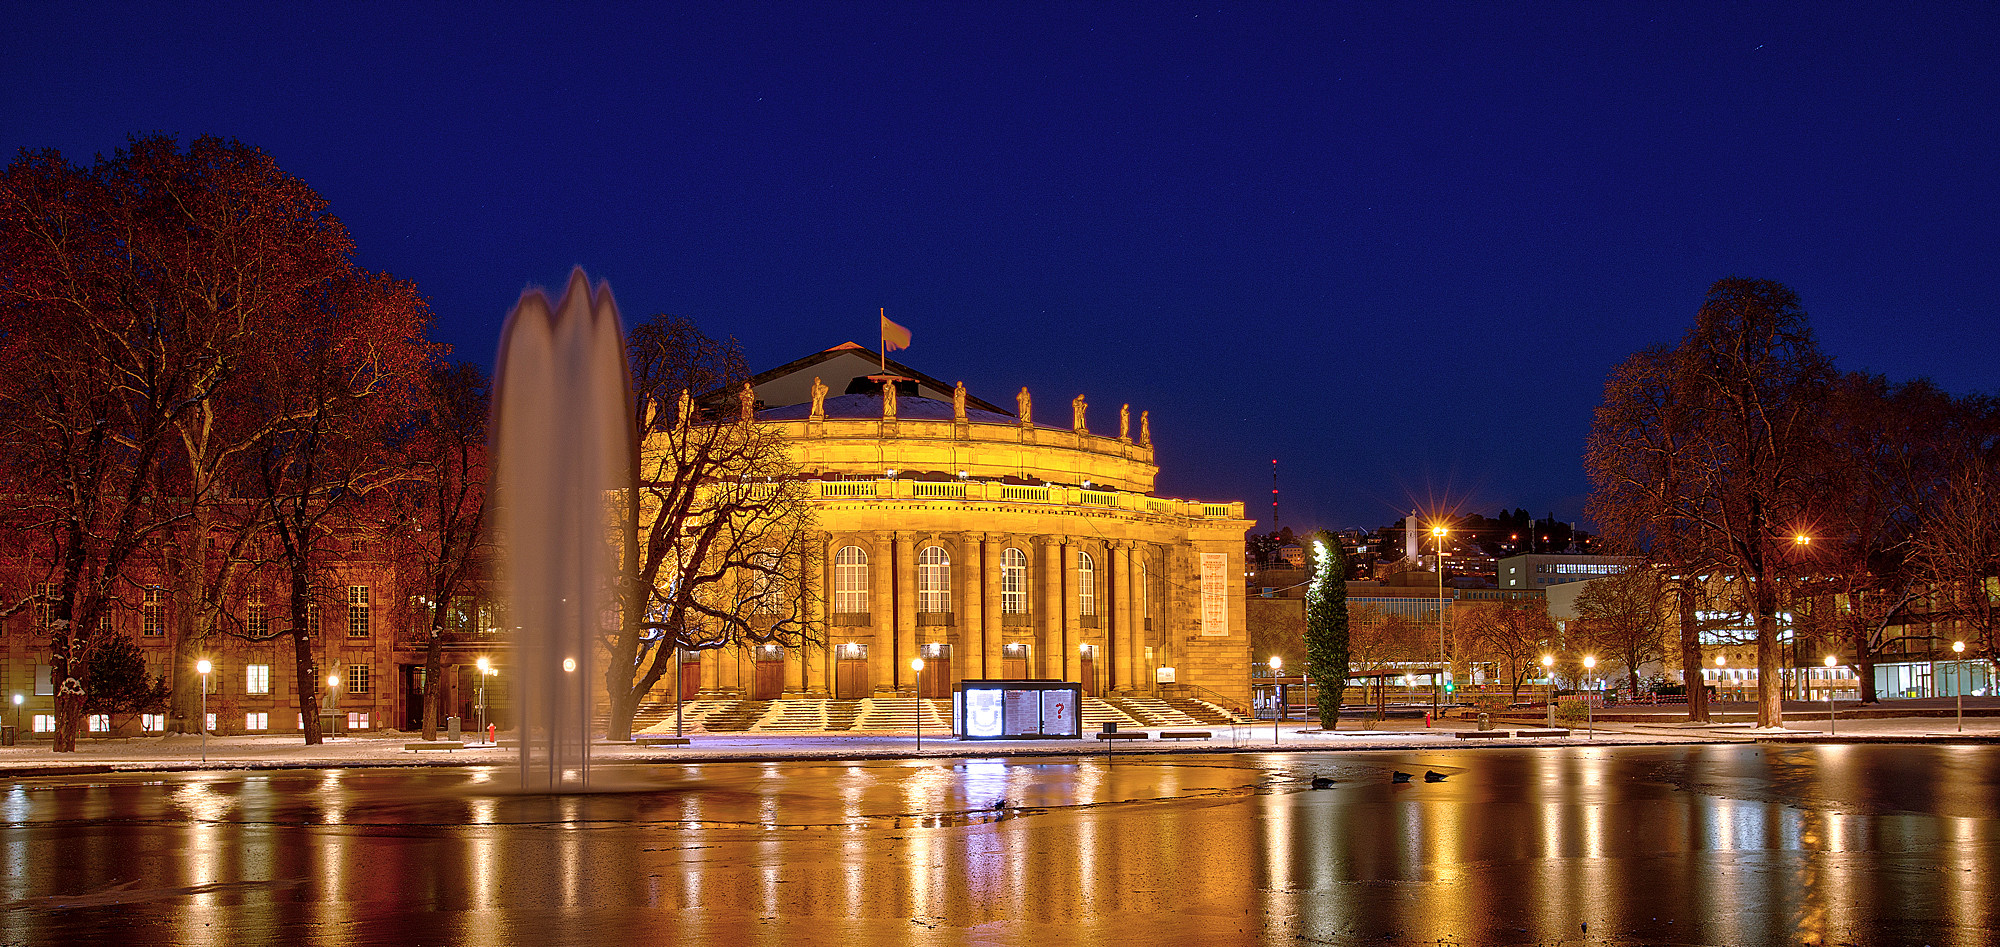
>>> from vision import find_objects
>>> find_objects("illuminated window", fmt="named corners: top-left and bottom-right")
top-left (347, 586), bottom-right (370, 637)
top-left (346, 711), bottom-right (370, 730)
top-left (143, 587), bottom-right (165, 636)
top-left (833, 546), bottom-right (869, 614)
top-left (141, 713), bottom-right (164, 732)
top-left (1001, 548), bottom-right (1028, 614)
top-left (1077, 551), bottom-right (1097, 617)
top-left (246, 664), bottom-right (270, 695)
top-left (245, 712), bottom-right (268, 731)
top-left (33, 714), bottom-right (55, 733)
top-left (917, 546), bottom-right (950, 613)
top-left (346, 664), bottom-right (370, 695)
top-left (88, 714), bottom-right (111, 732)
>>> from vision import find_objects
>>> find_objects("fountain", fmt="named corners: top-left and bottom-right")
top-left (491, 269), bottom-right (633, 791)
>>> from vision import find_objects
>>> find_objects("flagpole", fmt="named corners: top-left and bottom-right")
top-left (880, 307), bottom-right (887, 373)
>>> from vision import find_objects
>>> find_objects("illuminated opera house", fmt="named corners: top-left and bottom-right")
top-left (666, 343), bottom-right (1253, 726)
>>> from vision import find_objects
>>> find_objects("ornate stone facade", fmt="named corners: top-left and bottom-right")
top-left (675, 344), bottom-right (1252, 708)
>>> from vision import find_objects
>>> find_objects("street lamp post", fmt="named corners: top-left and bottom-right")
top-left (1432, 525), bottom-right (1449, 718)
top-left (1952, 639), bottom-right (1968, 735)
top-left (326, 674), bottom-right (340, 739)
top-left (476, 657), bottom-right (491, 744)
top-left (1716, 654), bottom-right (1727, 704)
top-left (1583, 655), bottom-right (1596, 739)
top-left (1270, 656), bottom-right (1283, 746)
top-left (12, 693), bottom-right (20, 735)
top-left (1542, 654), bottom-right (1555, 729)
top-left (911, 658), bottom-right (925, 752)
top-left (196, 659), bottom-right (212, 762)
top-left (1824, 655), bottom-right (1838, 735)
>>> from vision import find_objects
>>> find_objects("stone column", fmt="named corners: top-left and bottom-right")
top-left (1041, 539), bottom-right (1064, 680)
top-left (895, 531), bottom-right (918, 694)
top-left (699, 643), bottom-right (720, 696)
top-left (961, 532), bottom-right (982, 683)
top-left (981, 534), bottom-right (1003, 680)
top-left (1116, 541), bottom-right (1138, 694)
top-left (1063, 542), bottom-right (1084, 683)
top-left (870, 532), bottom-right (894, 694)
top-left (801, 535), bottom-right (829, 697)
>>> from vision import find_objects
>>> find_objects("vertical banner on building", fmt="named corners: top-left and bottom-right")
top-left (1200, 552), bottom-right (1229, 637)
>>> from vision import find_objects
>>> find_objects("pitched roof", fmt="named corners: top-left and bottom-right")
top-left (740, 343), bottom-right (1012, 415)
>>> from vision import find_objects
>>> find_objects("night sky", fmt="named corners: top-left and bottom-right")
top-left (7, 4), bottom-right (1998, 533)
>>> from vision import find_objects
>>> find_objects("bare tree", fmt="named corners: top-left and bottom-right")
top-left (1570, 568), bottom-right (1672, 695)
top-left (1455, 599), bottom-right (1557, 702)
top-left (1912, 395), bottom-right (2000, 678)
top-left (602, 315), bottom-right (820, 742)
top-left (1588, 279), bottom-right (1834, 728)
top-left (381, 361), bottom-right (490, 741)
top-left (239, 273), bottom-right (433, 745)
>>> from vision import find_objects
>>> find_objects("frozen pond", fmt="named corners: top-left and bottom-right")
top-left (4, 744), bottom-right (1995, 944)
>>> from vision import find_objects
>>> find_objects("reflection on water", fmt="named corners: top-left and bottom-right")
top-left (2, 745), bottom-right (1996, 944)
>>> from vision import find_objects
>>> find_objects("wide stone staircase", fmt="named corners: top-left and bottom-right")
top-left (614, 694), bottom-right (1250, 736)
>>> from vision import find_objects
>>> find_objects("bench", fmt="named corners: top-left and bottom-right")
top-left (404, 741), bottom-right (465, 752)
top-left (1454, 730), bottom-right (1513, 739)
top-left (634, 736), bottom-right (692, 747)
top-left (1094, 731), bottom-right (1148, 741)
top-left (1516, 728), bottom-right (1571, 738)
top-left (1157, 730), bottom-right (1213, 741)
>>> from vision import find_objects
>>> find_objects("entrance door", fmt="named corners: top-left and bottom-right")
top-left (679, 654), bottom-right (702, 702)
top-left (402, 665), bottom-right (426, 731)
top-left (1079, 650), bottom-right (1098, 697)
top-left (919, 645), bottom-right (952, 698)
top-left (753, 653), bottom-right (786, 700)
top-left (836, 658), bottom-right (870, 699)
top-left (1002, 643), bottom-right (1029, 679)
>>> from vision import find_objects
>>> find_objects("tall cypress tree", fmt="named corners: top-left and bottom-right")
top-left (1304, 531), bottom-right (1350, 730)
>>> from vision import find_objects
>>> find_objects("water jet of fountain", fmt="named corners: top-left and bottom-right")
top-left (492, 269), bottom-right (633, 792)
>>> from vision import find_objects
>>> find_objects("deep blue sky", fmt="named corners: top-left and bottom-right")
top-left (8, 4), bottom-right (1998, 533)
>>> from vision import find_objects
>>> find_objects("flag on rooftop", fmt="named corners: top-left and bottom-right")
top-left (880, 309), bottom-right (911, 352)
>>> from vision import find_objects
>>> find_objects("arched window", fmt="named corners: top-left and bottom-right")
top-left (1001, 548), bottom-right (1028, 614)
top-left (918, 545), bottom-right (951, 613)
top-left (1077, 550), bottom-right (1097, 617)
top-left (833, 546), bottom-right (869, 614)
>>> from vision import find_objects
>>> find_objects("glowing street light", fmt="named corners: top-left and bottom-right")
top-left (476, 657), bottom-right (494, 744)
top-left (1542, 654), bottom-right (1555, 728)
top-left (12, 693), bottom-right (21, 736)
top-left (1953, 641), bottom-right (1966, 732)
top-left (1582, 655), bottom-right (1597, 739)
top-left (911, 658), bottom-right (926, 752)
top-left (1432, 525), bottom-right (1449, 718)
top-left (196, 659), bottom-right (212, 762)
top-left (1271, 655), bottom-right (1284, 745)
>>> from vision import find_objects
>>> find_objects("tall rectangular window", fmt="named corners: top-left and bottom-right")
top-left (833, 546), bottom-right (869, 614)
top-left (347, 586), bottom-right (370, 638)
top-left (1001, 548), bottom-right (1028, 614)
top-left (307, 603), bottom-right (320, 638)
top-left (246, 599), bottom-right (268, 637)
top-left (143, 587), bottom-right (165, 636)
top-left (246, 664), bottom-right (270, 695)
top-left (1077, 551), bottom-right (1097, 617)
top-left (346, 664), bottom-right (370, 695)
top-left (917, 546), bottom-right (950, 613)
top-left (33, 582), bottom-right (53, 629)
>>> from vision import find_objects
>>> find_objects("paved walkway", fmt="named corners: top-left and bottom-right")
top-left (4, 710), bottom-right (1996, 778)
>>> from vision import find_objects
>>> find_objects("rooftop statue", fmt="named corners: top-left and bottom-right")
top-left (809, 376), bottom-right (828, 420)
top-left (739, 382), bottom-right (755, 425)
top-left (1017, 387), bottom-right (1032, 427)
top-left (953, 381), bottom-right (968, 423)
top-left (1119, 404), bottom-right (1130, 442)
top-left (1140, 410), bottom-right (1151, 447)
top-left (883, 379), bottom-right (898, 419)
top-left (1072, 394), bottom-right (1087, 434)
